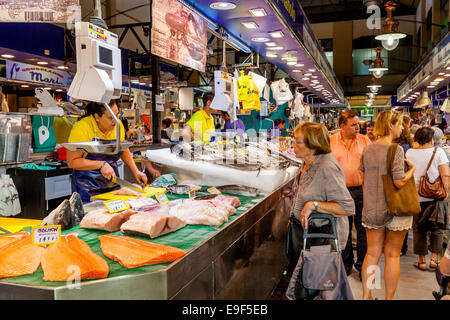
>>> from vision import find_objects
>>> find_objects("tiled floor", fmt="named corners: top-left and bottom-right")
top-left (269, 232), bottom-right (449, 300)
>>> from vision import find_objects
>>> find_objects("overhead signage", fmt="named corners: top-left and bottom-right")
top-left (6, 61), bottom-right (72, 87)
top-left (151, 0), bottom-right (207, 73)
top-left (0, 1), bottom-right (81, 23)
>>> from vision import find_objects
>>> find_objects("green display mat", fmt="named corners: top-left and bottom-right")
top-left (0, 190), bottom-right (265, 288)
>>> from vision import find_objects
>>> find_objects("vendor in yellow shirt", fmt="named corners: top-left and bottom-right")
top-left (67, 99), bottom-right (147, 203)
top-left (183, 92), bottom-right (215, 143)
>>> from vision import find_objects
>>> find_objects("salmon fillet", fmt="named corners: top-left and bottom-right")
top-left (41, 234), bottom-right (109, 281)
top-left (120, 210), bottom-right (186, 238)
top-left (0, 232), bottom-right (44, 279)
top-left (80, 208), bottom-right (138, 232)
top-left (98, 234), bottom-right (185, 268)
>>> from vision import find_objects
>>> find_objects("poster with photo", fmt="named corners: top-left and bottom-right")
top-left (151, 0), bottom-right (207, 73)
top-left (0, 0), bottom-right (81, 23)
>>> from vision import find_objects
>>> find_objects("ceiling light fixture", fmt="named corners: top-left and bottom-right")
top-left (210, 2), bottom-right (236, 10)
top-left (269, 30), bottom-right (284, 38)
top-left (21, 85), bottom-right (29, 88)
top-left (270, 46), bottom-right (284, 51)
top-left (266, 51), bottom-right (278, 58)
top-left (368, 47), bottom-right (388, 78)
top-left (292, 70), bottom-right (301, 73)
top-left (264, 42), bottom-right (277, 46)
top-left (37, 61), bottom-right (48, 65)
top-left (251, 37), bottom-right (270, 42)
top-left (375, 1), bottom-right (407, 51)
top-left (248, 8), bottom-right (267, 16)
top-left (287, 61), bottom-right (297, 65)
top-left (241, 22), bottom-right (259, 29)
top-left (413, 91), bottom-right (431, 109)
top-left (302, 77), bottom-right (310, 81)
top-left (1, 54), bottom-right (15, 59)
top-left (57, 66), bottom-right (68, 70)
top-left (295, 63), bottom-right (304, 67)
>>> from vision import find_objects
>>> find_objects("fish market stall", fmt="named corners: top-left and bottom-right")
top-left (0, 177), bottom-right (296, 299)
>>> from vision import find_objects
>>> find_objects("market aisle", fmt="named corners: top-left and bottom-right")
top-left (269, 233), bottom-right (449, 300)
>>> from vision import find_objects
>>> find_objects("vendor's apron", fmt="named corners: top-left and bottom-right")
top-left (71, 138), bottom-right (122, 203)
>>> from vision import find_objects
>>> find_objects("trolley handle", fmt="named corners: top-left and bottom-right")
top-left (303, 212), bottom-right (340, 252)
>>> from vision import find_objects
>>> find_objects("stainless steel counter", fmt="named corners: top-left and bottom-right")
top-left (0, 179), bottom-right (294, 300)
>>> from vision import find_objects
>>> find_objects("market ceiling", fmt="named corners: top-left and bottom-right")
top-left (180, 0), bottom-right (344, 104)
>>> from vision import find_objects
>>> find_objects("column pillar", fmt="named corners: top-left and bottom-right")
top-left (431, 0), bottom-right (441, 43)
top-left (332, 21), bottom-right (353, 88)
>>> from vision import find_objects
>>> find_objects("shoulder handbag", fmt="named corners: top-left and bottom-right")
top-left (418, 147), bottom-right (448, 200)
top-left (382, 144), bottom-right (421, 216)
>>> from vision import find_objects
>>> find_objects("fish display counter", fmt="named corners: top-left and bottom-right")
top-left (0, 179), bottom-right (296, 299)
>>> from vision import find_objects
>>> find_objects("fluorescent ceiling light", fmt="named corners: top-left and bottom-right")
top-left (241, 22), bottom-right (259, 29)
top-left (434, 78), bottom-right (444, 82)
top-left (439, 72), bottom-right (445, 75)
top-left (248, 8), bottom-right (267, 16)
top-left (295, 63), bottom-right (304, 67)
top-left (1, 54), bottom-right (14, 58)
top-left (266, 52), bottom-right (278, 58)
top-left (37, 61), bottom-right (48, 65)
top-left (292, 70), bottom-right (301, 72)
top-left (21, 85), bottom-right (29, 88)
top-left (308, 69), bottom-right (316, 72)
top-left (445, 74), bottom-right (450, 77)
top-left (265, 42), bottom-right (277, 46)
top-left (210, 2), bottom-right (236, 10)
top-left (131, 80), bottom-right (140, 83)
top-left (287, 61), bottom-right (297, 65)
top-left (302, 77), bottom-right (310, 81)
top-left (304, 73), bottom-right (312, 76)
top-left (55, 89), bottom-right (63, 92)
top-left (57, 66), bottom-right (69, 70)
top-left (139, 82), bottom-right (146, 85)
top-left (252, 37), bottom-right (270, 42)
top-left (427, 85), bottom-right (436, 88)
top-left (270, 46), bottom-right (283, 51)
top-left (44, 87), bottom-right (51, 90)
top-left (311, 75), bottom-right (318, 78)
top-left (269, 30), bottom-right (284, 38)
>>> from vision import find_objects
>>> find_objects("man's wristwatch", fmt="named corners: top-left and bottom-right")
top-left (313, 201), bottom-right (319, 212)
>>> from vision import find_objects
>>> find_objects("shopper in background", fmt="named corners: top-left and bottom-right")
top-left (269, 118), bottom-right (286, 141)
top-left (182, 92), bottom-right (215, 143)
top-left (161, 118), bottom-right (173, 140)
top-left (366, 122), bottom-right (376, 142)
top-left (291, 121), bottom-right (355, 256)
top-left (220, 111), bottom-right (246, 135)
top-left (440, 240), bottom-right (450, 276)
top-left (405, 127), bottom-right (449, 271)
top-left (330, 110), bottom-right (371, 278)
top-left (359, 110), bottom-right (416, 300)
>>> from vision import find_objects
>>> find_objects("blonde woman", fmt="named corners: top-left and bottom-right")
top-left (359, 111), bottom-right (416, 300)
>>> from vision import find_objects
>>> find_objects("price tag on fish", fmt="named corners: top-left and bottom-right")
top-left (155, 192), bottom-right (170, 205)
top-left (189, 190), bottom-right (196, 199)
top-left (207, 187), bottom-right (221, 195)
top-left (104, 199), bottom-right (130, 214)
top-left (32, 225), bottom-right (61, 245)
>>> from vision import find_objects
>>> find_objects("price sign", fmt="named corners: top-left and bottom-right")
top-left (32, 225), bottom-right (61, 245)
top-left (189, 190), bottom-right (196, 199)
top-left (104, 199), bottom-right (130, 213)
top-left (182, 143), bottom-right (193, 150)
top-left (155, 192), bottom-right (170, 205)
top-left (207, 187), bottom-right (221, 195)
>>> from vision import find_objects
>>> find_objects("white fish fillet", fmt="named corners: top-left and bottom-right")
top-left (80, 208), bottom-right (138, 232)
top-left (112, 187), bottom-right (142, 196)
top-left (168, 199), bottom-right (236, 227)
top-left (120, 210), bottom-right (187, 238)
top-left (125, 196), bottom-right (158, 210)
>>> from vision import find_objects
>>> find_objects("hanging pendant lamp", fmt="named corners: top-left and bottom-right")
top-left (368, 47), bottom-right (388, 79)
top-left (413, 91), bottom-right (431, 109)
top-left (367, 76), bottom-right (382, 93)
top-left (440, 98), bottom-right (450, 113)
top-left (375, 1), bottom-right (407, 51)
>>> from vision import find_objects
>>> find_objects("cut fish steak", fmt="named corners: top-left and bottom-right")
top-left (41, 234), bottom-right (109, 281)
top-left (80, 208), bottom-right (138, 232)
top-left (214, 195), bottom-right (241, 208)
top-left (98, 234), bottom-right (186, 268)
top-left (0, 232), bottom-right (44, 279)
top-left (125, 196), bottom-right (159, 211)
top-left (169, 199), bottom-right (236, 227)
top-left (120, 207), bottom-right (187, 238)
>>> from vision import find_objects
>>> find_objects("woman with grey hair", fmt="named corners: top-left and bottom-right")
top-left (431, 126), bottom-right (450, 161)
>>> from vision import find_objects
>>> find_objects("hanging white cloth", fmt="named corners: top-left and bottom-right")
top-left (292, 91), bottom-right (305, 119)
top-left (263, 84), bottom-right (271, 103)
top-left (304, 103), bottom-right (312, 119)
top-left (270, 78), bottom-right (293, 106)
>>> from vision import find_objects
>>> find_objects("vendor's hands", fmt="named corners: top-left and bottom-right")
top-left (100, 162), bottom-right (116, 181)
top-left (134, 171), bottom-right (148, 186)
top-left (300, 201), bottom-right (315, 230)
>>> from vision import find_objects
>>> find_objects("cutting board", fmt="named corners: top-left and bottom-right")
top-left (0, 218), bottom-right (42, 234)
top-left (91, 186), bottom-right (167, 201)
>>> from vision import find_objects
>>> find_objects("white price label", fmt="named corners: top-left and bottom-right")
top-left (32, 225), bottom-right (61, 245)
top-left (104, 199), bottom-right (130, 213)
top-left (189, 190), bottom-right (196, 199)
top-left (207, 187), bottom-right (221, 195)
top-left (155, 192), bottom-right (170, 205)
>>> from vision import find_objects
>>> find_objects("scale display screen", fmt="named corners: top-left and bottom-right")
top-left (225, 81), bottom-right (231, 93)
top-left (99, 46), bottom-right (113, 66)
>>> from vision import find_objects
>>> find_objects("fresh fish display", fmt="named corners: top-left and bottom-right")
top-left (69, 192), bottom-right (85, 226)
top-left (125, 196), bottom-right (159, 211)
top-left (0, 232), bottom-right (44, 279)
top-left (193, 194), bottom-right (218, 201)
top-left (169, 199), bottom-right (236, 227)
top-left (187, 184), bottom-right (202, 191)
top-left (112, 187), bottom-right (143, 197)
top-left (79, 208), bottom-right (138, 232)
top-left (98, 234), bottom-right (186, 268)
top-left (214, 194), bottom-right (241, 208)
top-left (216, 185), bottom-right (259, 197)
top-left (120, 207), bottom-right (187, 238)
top-left (166, 185), bottom-right (191, 195)
top-left (41, 234), bottom-right (109, 281)
top-left (41, 199), bottom-right (72, 230)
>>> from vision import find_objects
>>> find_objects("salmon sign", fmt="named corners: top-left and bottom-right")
top-left (104, 199), bottom-right (130, 214)
top-left (32, 225), bottom-right (61, 245)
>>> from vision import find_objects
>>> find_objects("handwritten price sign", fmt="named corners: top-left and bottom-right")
top-left (155, 192), bottom-right (170, 205)
top-left (104, 199), bottom-right (130, 213)
top-left (207, 187), bottom-right (221, 195)
top-left (32, 225), bottom-right (61, 245)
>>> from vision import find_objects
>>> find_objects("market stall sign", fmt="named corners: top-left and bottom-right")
top-left (31, 225), bottom-right (61, 245)
top-left (104, 199), bottom-right (130, 213)
top-left (0, 1), bottom-right (81, 23)
top-left (207, 187), bottom-right (221, 195)
top-left (6, 60), bottom-right (73, 87)
top-left (151, 0), bottom-right (207, 73)
top-left (155, 192), bottom-right (170, 205)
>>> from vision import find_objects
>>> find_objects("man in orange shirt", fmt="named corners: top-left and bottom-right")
top-left (330, 110), bottom-right (372, 278)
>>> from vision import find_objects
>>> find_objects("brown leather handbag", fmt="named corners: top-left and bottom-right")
top-left (418, 147), bottom-right (448, 200)
top-left (382, 144), bottom-right (421, 216)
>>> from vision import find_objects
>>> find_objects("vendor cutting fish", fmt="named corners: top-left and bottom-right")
top-left (67, 99), bottom-right (151, 203)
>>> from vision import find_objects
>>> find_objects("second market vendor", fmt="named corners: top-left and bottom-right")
top-left (67, 100), bottom-right (148, 203)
